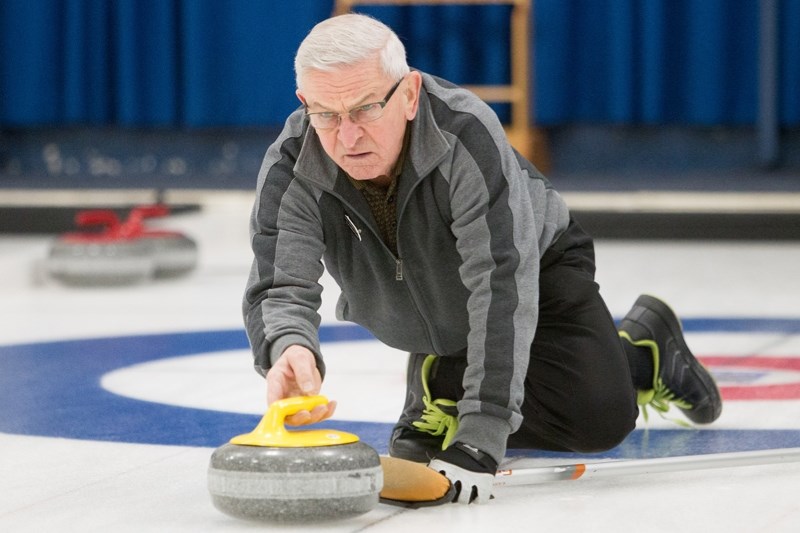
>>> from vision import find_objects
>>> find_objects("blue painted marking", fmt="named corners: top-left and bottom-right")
top-left (713, 369), bottom-right (769, 384)
top-left (0, 330), bottom-right (254, 447)
top-left (681, 317), bottom-right (800, 334)
top-left (507, 429), bottom-right (800, 460)
top-left (2, 318), bottom-right (800, 458)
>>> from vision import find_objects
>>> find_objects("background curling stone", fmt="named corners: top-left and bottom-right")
top-left (125, 205), bottom-right (198, 278)
top-left (46, 209), bottom-right (154, 285)
top-left (148, 233), bottom-right (197, 278)
top-left (208, 395), bottom-right (382, 523)
top-left (46, 204), bottom-right (197, 285)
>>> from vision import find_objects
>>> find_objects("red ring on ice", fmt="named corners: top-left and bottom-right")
top-left (700, 356), bottom-right (800, 400)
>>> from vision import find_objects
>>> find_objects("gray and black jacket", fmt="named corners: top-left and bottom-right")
top-left (244, 71), bottom-right (570, 462)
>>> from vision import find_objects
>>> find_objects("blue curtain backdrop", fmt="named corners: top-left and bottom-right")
top-left (0, 0), bottom-right (798, 127)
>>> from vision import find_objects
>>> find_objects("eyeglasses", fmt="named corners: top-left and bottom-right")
top-left (305, 76), bottom-right (405, 130)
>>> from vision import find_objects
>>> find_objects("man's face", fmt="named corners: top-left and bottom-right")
top-left (297, 59), bottom-right (420, 181)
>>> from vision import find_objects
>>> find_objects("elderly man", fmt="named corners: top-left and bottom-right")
top-left (243, 13), bottom-right (722, 504)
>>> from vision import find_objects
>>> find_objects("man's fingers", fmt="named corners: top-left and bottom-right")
top-left (285, 410), bottom-right (312, 426)
top-left (266, 379), bottom-right (285, 405)
top-left (283, 346), bottom-right (322, 395)
top-left (292, 362), bottom-right (319, 396)
top-left (311, 400), bottom-right (336, 422)
top-left (283, 400), bottom-right (336, 426)
top-left (265, 346), bottom-right (328, 424)
top-left (266, 346), bottom-right (322, 404)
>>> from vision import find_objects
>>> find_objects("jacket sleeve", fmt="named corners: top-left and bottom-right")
top-left (442, 104), bottom-right (545, 464)
top-left (243, 114), bottom-right (327, 379)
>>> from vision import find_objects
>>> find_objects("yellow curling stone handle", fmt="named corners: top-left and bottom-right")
top-left (230, 395), bottom-right (359, 447)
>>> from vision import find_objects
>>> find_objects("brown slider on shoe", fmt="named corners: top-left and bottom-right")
top-left (379, 456), bottom-right (456, 507)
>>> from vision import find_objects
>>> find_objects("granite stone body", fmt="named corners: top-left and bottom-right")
top-left (208, 441), bottom-right (382, 522)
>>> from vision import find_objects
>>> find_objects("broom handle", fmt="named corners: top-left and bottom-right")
top-left (493, 447), bottom-right (800, 487)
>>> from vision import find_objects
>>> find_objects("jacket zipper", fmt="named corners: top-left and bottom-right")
top-left (331, 187), bottom-right (438, 351)
top-left (345, 212), bottom-right (404, 281)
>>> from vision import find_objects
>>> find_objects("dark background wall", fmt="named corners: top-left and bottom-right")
top-left (2, 0), bottom-right (798, 127)
top-left (1, 0), bottom-right (799, 192)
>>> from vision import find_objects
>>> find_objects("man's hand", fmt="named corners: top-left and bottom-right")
top-left (428, 442), bottom-right (497, 504)
top-left (266, 344), bottom-right (336, 426)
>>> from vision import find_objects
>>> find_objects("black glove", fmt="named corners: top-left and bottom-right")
top-left (428, 441), bottom-right (498, 504)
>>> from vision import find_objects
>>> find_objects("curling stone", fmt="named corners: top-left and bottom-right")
top-left (46, 205), bottom-right (197, 285)
top-left (46, 209), bottom-right (154, 285)
top-left (208, 395), bottom-right (382, 523)
top-left (148, 232), bottom-right (197, 278)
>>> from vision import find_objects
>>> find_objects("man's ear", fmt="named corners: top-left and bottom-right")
top-left (296, 90), bottom-right (307, 107)
top-left (403, 71), bottom-right (422, 120)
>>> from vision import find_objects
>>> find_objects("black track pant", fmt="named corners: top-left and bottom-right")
top-left (506, 218), bottom-right (639, 453)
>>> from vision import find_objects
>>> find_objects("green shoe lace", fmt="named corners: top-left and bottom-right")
top-left (411, 354), bottom-right (459, 450)
top-left (619, 331), bottom-right (692, 427)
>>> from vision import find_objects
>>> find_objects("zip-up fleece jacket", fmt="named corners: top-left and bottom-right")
top-left (244, 71), bottom-right (570, 463)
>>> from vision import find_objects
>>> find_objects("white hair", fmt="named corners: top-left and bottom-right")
top-left (294, 13), bottom-right (410, 90)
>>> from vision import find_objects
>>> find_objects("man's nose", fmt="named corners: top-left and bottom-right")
top-left (337, 115), bottom-right (363, 147)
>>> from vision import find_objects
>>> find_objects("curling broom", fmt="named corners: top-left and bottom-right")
top-left (380, 447), bottom-right (800, 506)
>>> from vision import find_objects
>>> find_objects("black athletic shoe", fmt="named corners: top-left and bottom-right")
top-left (388, 427), bottom-right (446, 463)
top-left (619, 294), bottom-right (722, 424)
top-left (388, 353), bottom-right (463, 463)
